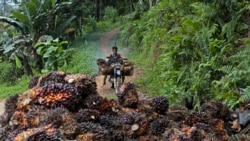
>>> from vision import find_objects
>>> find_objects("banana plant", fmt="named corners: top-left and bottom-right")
top-left (0, 0), bottom-right (76, 74)
top-left (34, 36), bottom-right (72, 73)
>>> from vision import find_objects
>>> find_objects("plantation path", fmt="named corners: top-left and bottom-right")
top-left (0, 99), bottom-right (4, 115)
top-left (95, 28), bottom-right (146, 99)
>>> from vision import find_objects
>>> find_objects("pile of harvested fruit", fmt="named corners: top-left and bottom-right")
top-left (0, 71), bottom-right (249, 141)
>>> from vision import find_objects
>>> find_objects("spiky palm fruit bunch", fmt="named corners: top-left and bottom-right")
top-left (28, 76), bottom-right (39, 89)
top-left (150, 116), bottom-right (169, 135)
top-left (17, 89), bottom-right (38, 111)
top-left (36, 71), bottom-right (67, 87)
top-left (150, 96), bottom-right (169, 115)
top-left (5, 94), bottom-right (19, 114)
top-left (9, 110), bottom-right (29, 129)
top-left (64, 74), bottom-right (97, 99)
top-left (137, 135), bottom-right (159, 141)
top-left (74, 109), bottom-right (100, 123)
top-left (84, 95), bottom-right (118, 112)
top-left (121, 63), bottom-right (134, 76)
top-left (184, 111), bottom-right (209, 126)
top-left (228, 134), bottom-right (250, 141)
top-left (78, 122), bottom-right (110, 140)
top-left (41, 107), bottom-right (70, 128)
top-left (120, 113), bottom-right (135, 125)
top-left (25, 105), bottom-right (47, 127)
top-left (96, 58), bottom-right (113, 75)
top-left (13, 125), bottom-right (61, 141)
top-left (209, 119), bottom-right (229, 141)
top-left (109, 130), bottom-right (126, 141)
top-left (0, 112), bottom-right (11, 127)
top-left (163, 128), bottom-right (184, 141)
top-left (0, 94), bottom-right (19, 126)
top-left (181, 126), bottom-right (205, 141)
top-left (34, 83), bottom-right (81, 111)
top-left (99, 113), bottom-right (120, 129)
top-left (60, 121), bottom-right (80, 140)
top-left (0, 126), bottom-right (22, 141)
top-left (200, 101), bottom-right (231, 121)
top-left (117, 82), bottom-right (139, 108)
top-left (129, 119), bottom-right (150, 139)
top-left (27, 127), bottom-right (61, 141)
top-left (77, 133), bottom-right (110, 141)
top-left (167, 105), bottom-right (189, 122)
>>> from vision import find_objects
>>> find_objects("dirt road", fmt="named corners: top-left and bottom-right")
top-left (0, 99), bottom-right (5, 115)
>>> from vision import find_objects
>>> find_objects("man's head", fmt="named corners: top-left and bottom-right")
top-left (112, 46), bottom-right (118, 54)
top-left (112, 46), bottom-right (118, 51)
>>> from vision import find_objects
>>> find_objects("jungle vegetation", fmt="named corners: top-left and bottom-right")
top-left (1, 0), bottom-right (250, 110)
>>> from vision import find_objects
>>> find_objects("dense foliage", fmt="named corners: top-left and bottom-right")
top-left (120, 0), bottom-right (250, 109)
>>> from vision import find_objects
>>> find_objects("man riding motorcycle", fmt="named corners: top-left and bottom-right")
top-left (107, 46), bottom-right (123, 89)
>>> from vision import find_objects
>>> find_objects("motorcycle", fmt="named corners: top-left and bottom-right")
top-left (109, 62), bottom-right (123, 94)
top-left (106, 56), bottom-right (124, 94)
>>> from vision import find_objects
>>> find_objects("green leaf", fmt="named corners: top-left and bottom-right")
top-left (36, 46), bottom-right (45, 55)
top-left (55, 15), bottom-right (77, 37)
top-left (15, 56), bottom-right (22, 69)
top-left (0, 16), bottom-right (26, 33)
top-left (25, 1), bottom-right (37, 16)
top-left (34, 42), bottom-right (46, 48)
top-left (12, 11), bottom-right (30, 26)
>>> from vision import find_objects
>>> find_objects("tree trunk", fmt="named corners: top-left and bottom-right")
top-left (95, 0), bottom-right (100, 21)
top-left (21, 56), bottom-right (33, 76)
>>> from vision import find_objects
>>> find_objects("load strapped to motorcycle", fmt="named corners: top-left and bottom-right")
top-left (96, 58), bottom-right (134, 94)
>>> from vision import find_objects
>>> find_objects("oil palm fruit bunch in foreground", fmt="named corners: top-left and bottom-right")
top-left (0, 71), bottom-right (250, 140)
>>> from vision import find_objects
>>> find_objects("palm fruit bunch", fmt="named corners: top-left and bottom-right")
top-left (0, 94), bottom-right (19, 126)
top-left (228, 134), bottom-right (250, 141)
top-left (13, 125), bottom-right (61, 141)
top-left (78, 122), bottom-right (110, 140)
top-left (200, 101), bottom-right (231, 121)
top-left (209, 119), bottom-right (229, 141)
top-left (121, 60), bottom-right (134, 76)
top-left (28, 76), bottom-right (39, 89)
top-left (41, 107), bottom-right (71, 128)
top-left (34, 83), bottom-right (81, 111)
top-left (150, 116), bottom-right (169, 135)
top-left (36, 71), bottom-right (67, 87)
top-left (184, 111), bottom-right (209, 126)
top-left (96, 58), bottom-right (113, 75)
top-left (25, 105), bottom-right (47, 127)
top-left (9, 110), bottom-right (29, 129)
top-left (99, 113), bottom-right (120, 129)
top-left (167, 105), bottom-right (189, 122)
top-left (117, 82), bottom-right (139, 108)
top-left (26, 128), bottom-right (61, 141)
top-left (84, 95), bottom-right (118, 112)
top-left (64, 74), bottom-right (97, 99)
top-left (61, 120), bottom-right (80, 139)
top-left (150, 96), bottom-right (169, 115)
top-left (119, 113), bottom-right (135, 125)
top-left (74, 109), bottom-right (100, 123)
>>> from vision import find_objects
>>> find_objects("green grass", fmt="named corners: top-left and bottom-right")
top-left (0, 75), bottom-right (31, 99)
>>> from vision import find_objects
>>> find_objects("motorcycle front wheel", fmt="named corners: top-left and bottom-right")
top-left (114, 77), bottom-right (122, 94)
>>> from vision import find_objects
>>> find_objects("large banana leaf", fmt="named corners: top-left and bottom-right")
top-left (0, 16), bottom-right (26, 34)
top-left (2, 36), bottom-right (32, 54)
